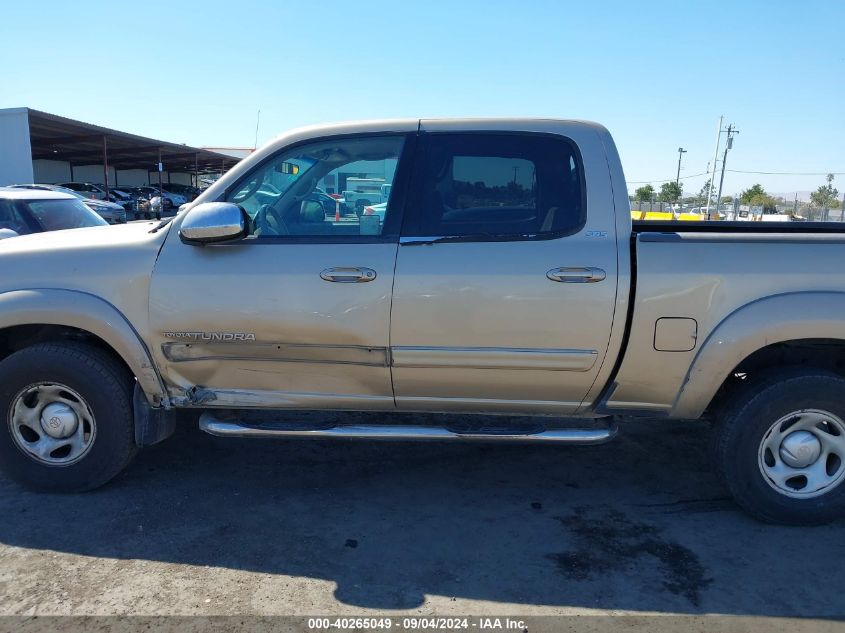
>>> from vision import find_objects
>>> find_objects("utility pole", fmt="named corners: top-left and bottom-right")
top-left (714, 124), bottom-right (739, 221)
top-left (676, 147), bottom-right (687, 185)
top-left (705, 115), bottom-right (723, 219)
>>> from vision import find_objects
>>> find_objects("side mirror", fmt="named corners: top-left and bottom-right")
top-left (180, 202), bottom-right (246, 243)
top-left (0, 228), bottom-right (20, 240)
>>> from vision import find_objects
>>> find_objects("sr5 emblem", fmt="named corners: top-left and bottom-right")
top-left (585, 231), bottom-right (608, 238)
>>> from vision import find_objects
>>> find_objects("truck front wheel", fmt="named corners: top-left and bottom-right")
top-left (0, 342), bottom-right (137, 492)
top-left (714, 367), bottom-right (845, 525)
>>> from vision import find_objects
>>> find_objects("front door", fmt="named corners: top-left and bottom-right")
top-left (390, 124), bottom-right (618, 414)
top-left (149, 133), bottom-right (413, 410)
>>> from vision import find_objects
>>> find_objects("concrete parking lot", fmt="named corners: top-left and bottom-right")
top-left (0, 412), bottom-right (843, 620)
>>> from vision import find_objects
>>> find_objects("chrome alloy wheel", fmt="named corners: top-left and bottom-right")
top-left (8, 383), bottom-right (97, 466)
top-left (758, 409), bottom-right (845, 499)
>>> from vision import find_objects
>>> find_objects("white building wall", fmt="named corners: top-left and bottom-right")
top-left (33, 159), bottom-right (72, 183)
top-left (168, 172), bottom-right (192, 185)
top-left (115, 169), bottom-right (150, 186)
top-left (72, 164), bottom-right (115, 185)
top-left (147, 171), bottom-right (193, 186)
top-left (0, 108), bottom-right (34, 185)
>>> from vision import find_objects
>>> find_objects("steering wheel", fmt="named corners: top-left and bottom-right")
top-left (254, 204), bottom-right (290, 236)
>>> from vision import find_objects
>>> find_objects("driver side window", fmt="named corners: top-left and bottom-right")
top-left (226, 135), bottom-right (405, 238)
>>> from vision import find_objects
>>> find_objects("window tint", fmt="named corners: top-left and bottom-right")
top-left (0, 199), bottom-right (34, 235)
top-left (406, 134), bottom-right (584, 239)
top-left (226, 135), bottom-right (405, 238)
top-left (23, 199), bottom-right (108, 231)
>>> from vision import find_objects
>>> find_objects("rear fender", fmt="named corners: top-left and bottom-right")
top-left (671, 291), bottom-right (845, 418)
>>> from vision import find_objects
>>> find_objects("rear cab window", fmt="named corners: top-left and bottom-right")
top-left (402, 133), bottom-right (585, 241)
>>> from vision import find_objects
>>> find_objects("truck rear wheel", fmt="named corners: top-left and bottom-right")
top-left (0, 342), bottom-right (137, 492)
top-left (714, 367), bottom-right (845, 525)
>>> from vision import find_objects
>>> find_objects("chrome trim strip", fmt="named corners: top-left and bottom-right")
top-left (399, 236), bottom-right (448, 245)
top-left (199, 414), bottom-right (617, 444)
top-left (161, 342), bottom-right (390, 366)
top-left (390, 346), bottom-right (598, 371)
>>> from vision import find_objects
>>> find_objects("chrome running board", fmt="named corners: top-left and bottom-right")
top-left (199, 413), bottom-right (617, 445)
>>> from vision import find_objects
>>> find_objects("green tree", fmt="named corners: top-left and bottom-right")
top-left (740, 184), bottom-right (766, 205)
top-left (634, 184), bottom-right (655, 202)
top-left (810, 174), bottom-right (840, 209)
top-left (658, 181), bottom-right (683, 202)
top-left (748, 193), bottom-right (778, 213)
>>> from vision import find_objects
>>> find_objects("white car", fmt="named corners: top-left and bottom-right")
top-left (7, 184), bottom-right (126, 224)
top-left (141, 187), bottom-right (187, 209)
top-left (0, 187), bottom-right (107, 238)
top-left (58, 182), bottom-right (108, 200)
top-left (362, 201), bottom-right (387, 223)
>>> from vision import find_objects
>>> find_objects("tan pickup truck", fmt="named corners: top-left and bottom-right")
top-left (2, 118), bottom-right (845, 525)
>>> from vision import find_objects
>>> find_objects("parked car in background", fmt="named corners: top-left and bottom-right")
top-left (342, 178), bottom-right (392, 215)
top-left (149, 196), bottom-right (176, 218)
top-left (162, 183), bottom-right (201, 201)
top-left (6, 184), bottom-right (126, 224)
top-left (117, 187), bottom-right (156, 219)
top-left (0, 187), bottom-right (107, 238)
top-left (103, 188), bottom-right (135, 210)
top-left (57, 182), bottom-right (107, 200)
top-left (138, 186), bottom-right (186, 209)
top-left (362, 201), bottom-right (387, 224)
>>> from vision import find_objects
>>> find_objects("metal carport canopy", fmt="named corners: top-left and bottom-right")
top-left (26, 108), bottom-right (240, 174)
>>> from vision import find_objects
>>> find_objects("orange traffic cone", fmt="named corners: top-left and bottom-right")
top-left (335, 200), bottom-right (341, 222)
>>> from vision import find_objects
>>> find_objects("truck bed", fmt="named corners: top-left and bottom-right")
top-left (632, 221), bottom-right (845, 234)
top-left (604, 225), bottom-right (845, 417)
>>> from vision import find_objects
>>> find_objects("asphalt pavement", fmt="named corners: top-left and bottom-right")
top-left (1, 411), bottom-right (843, 622)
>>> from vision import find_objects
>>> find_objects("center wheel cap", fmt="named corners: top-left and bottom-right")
top-left (39, 402), bottom-right (79, 439)
top-left (779, 430), bottom-right (822, 468)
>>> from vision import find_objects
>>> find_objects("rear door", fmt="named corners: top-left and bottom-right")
top-left (390, 122), bottom-right (618, 414)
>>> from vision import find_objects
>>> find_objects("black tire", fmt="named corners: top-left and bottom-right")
top-left (354, 200), bottom-right (370, 217)
top-left (714, 367), bottom-right (845, 525)
top-left (0, 342), bottom-right (137, 492)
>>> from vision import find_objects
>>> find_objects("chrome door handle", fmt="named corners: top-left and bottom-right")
top-left (320, 267), bottom-right (377, 283)
top-left (546, 267), bottom-right (606, 283)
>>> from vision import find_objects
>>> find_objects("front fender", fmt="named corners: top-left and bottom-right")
top-left (0, 289), bottom-right (167, 406)
top-left (671, 291), bottom-right (845, 418)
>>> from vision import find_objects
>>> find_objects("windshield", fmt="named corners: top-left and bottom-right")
top-left (23, 199), bottom-right (108, 231)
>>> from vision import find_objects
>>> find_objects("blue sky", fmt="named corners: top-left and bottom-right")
top-left (1, 0), bottom-right (843, 197)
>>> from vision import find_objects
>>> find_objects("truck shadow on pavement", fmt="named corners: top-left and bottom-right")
top-left (1, 413), bottom-right (843, 616)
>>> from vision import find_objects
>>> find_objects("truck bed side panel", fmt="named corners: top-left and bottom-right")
top-left (604, 232), bottom-right (845, 415)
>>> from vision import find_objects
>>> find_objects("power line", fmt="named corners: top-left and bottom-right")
top-left (626, 171), bottom-right (709, 184)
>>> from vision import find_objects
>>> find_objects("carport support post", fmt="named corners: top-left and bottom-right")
top-left (157, 148), bottom-right (163, 213)
top-left (102, 136), bottom-right (109, 199)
